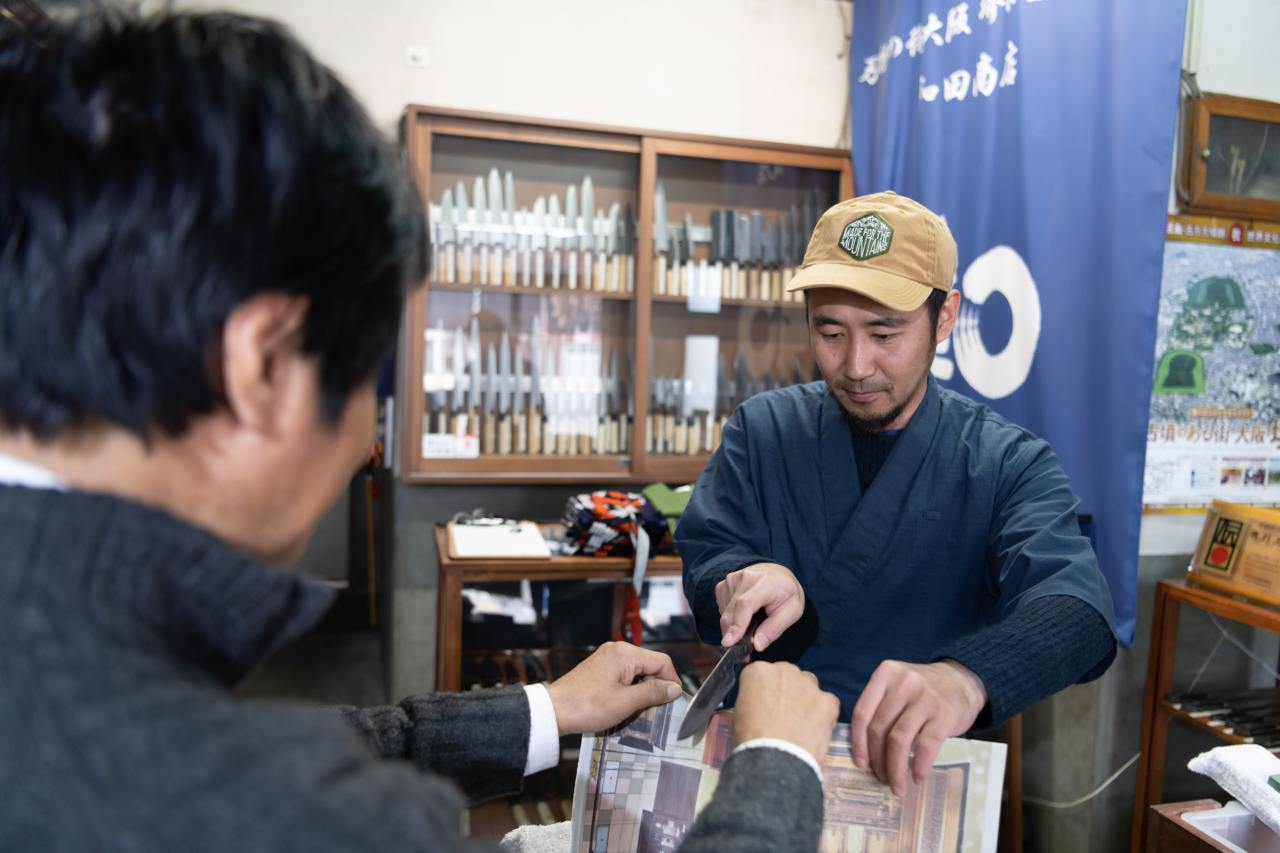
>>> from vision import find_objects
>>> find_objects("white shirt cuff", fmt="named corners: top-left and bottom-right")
top-left (732, 738), bottom-right (824, 784)
top-left (522, 683), bottom-right (560, 776)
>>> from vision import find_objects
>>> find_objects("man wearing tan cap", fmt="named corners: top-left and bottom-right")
top-left (678, 191), bottom-right (1118, 797)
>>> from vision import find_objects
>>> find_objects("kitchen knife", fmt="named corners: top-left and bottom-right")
top-left (438, 188), bottom-right (456, 284)
top-left (654, 181), bottom-right (669, 296)
top-left (763, 219), bottom-right (779, 303)
top-left (681, 213), bottom-right (695, 299)
top-left (531, 196), bottom-right (547, 289)
top-left (474, 176), bottom-right (489, 285)
top-left (503, 170), bottom-right (517, 286)
top-left (749, 211), bottom-right (764, 301)
top-left (580, 176), bottom-right (596, 291)
top-left (622, 202), bottom-right (636, 293)
top-left (498, 332), bottom-right (513, 455)
top-left (483, 341), bottom-right (498, 455)
top-left (450, 327), bottom-right (466, 436)
top-left (565, 185), bottom-right (578, 290)
top-left (676, 614), bottom-right (764, 740)
top-left (456, 181), bottom-right (473, 284)
top-left (734, 213), bottom-right (751, 301)
top-left (605, 202), bottom-right (621, 292)
top-left (548, 193), bottom-right (563, 289)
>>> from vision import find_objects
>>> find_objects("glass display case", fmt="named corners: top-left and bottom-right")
top-left (400, 107), bottom-right (852, 484)
top-left (1182, 93), bottom-right (1280, 221)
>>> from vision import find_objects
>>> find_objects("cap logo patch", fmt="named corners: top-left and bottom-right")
top-left (839, 213), bottom-right (893, 262)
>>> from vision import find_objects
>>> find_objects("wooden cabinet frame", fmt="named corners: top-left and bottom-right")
top-left (1181, 93), bottom-right (1280, 221)
top-left (398, 106), bottom-right (852, 485)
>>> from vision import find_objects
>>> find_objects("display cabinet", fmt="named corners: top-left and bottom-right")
top-left (399, 106), bottom-right (852, 484)
top-left (1181, 93), bottom-right (1280, 221)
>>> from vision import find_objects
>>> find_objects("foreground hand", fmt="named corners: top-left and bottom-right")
top-left (716, 562), bottom-right (805, 652)
top-left (546, 642), bottom-right (682, 736)
top-left (733, 661), bottom-right (840, 764)
top-left (851, 659), bottom-right (987, 796)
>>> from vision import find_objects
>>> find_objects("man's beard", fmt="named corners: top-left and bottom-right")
top-left (841, 398), bottom-right (912, 434)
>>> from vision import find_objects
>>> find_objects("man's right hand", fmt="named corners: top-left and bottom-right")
top-left (732, 661), bottom-right (840, 764)
top-left (715, 562), bottom-right (804, 652)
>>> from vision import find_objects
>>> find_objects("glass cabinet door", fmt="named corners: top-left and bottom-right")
top-left (412, 131), bottom-right (639, 481)
top-left (641, 153), bottom-right (844, 474)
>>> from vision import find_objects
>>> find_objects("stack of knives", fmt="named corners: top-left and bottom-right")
top-left (430, 169), bottom-right (635, 293)
top-left (652, 184), bottom-right (826, 304)
top-left (423, 318), bottom-right (631, 457)
top-left (646, 351), bottom-right (814, 455)
top-left (1167, 688), bottom-right (1280, 748)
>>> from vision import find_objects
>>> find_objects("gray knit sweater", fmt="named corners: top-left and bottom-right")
top-left (0, 486), bottom-right (822, 852)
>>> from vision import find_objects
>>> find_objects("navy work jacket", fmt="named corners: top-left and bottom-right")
top-left (677, 378), bottom-right (1117, 717)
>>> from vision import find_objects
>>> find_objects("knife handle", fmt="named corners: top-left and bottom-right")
top-left (534, 249), bottom-right (545, 288)
top-left (566, 252), bottom-right (578, 290)
top-left (618, 414), bottom-right (629, 454)
top-left (458, 242), bottom-right (471, 285)
top-left (497, 415), bottom-right (512, 455)
top-left (654, 253), bottom-right (667, 296)
top-left (626, 255), bottom-right (635, 293)
top-left (482, 412), bottom-right (496, 455)
top-left (595, 253), bottom-right (607, 292)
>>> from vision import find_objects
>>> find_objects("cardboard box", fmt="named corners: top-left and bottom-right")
top-left (1189, 501), bottom-right (1280, 608)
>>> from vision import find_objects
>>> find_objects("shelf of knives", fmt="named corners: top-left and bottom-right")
top-left (400, 106), bottom-right (853, 484)
top-left (1164, 688), bottom-right (1280, 750)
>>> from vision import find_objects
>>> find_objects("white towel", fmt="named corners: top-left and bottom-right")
top-left (500, 820), bottom-right (571, 853)
top-left (1188, 743), bottom-right (1280, 836)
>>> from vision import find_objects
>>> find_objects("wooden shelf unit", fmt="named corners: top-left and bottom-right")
top-left (1132, 579), bottom-right (1280, 852)
top-left (399, 105), bottom-right (852, 485)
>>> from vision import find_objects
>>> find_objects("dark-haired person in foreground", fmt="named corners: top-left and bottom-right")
top-left (0, 11), bottom-right (837, 852)
top-left (679, 193), bottom-right (1120, 798)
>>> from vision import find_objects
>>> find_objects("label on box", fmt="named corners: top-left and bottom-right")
top-left (422, 433), bottom-right (480, 459)
top-left (1189, 501), bottom-right (1280, 606)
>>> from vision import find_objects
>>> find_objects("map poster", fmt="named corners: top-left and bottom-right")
top-left (570, 695), bottom-right (1005, 853)
top-left (1144, 215), bottom-right (1280, 507)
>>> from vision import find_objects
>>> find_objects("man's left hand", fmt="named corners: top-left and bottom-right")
top-left (546, 642), bottom-right (683, 736)
top-left (850, 659), bottom-right (987, 796)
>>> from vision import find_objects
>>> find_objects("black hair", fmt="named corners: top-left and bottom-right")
top-left (0, 11), bottom-right (428, 441)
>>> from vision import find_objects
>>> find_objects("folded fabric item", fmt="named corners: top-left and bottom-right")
top-left (641, 482), bottom-right (694, 533)
top-left (1188, 743), bottom-right (1280, 836)
top-left (500, 820), bottom-right (570, 853)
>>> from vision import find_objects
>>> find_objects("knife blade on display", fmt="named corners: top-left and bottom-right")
top-left (763, 219), bottom-right (779, 303)
top-left (487, 169), bottom-right (504, 286)
top-left (621, 353), bottom-right (633, 454)
top-left (483, 341), bottom-right (499, 455)
top-left (734, 213), bottom-right (751, 301)
top-left (498, 332), bottom-right (513, 454)
top-left (749, 211), bottom-right (764, 301)
top-left (438, 189), bottom-right (456, 284)
top-left (607, 349), bottom-right (620, 452)
top-left (668, 216), bottom-right (683, 299)
top-left (653, 181), bottom-right (669, 296)
top-left (466, 318), bottom-right (481, 439)
top-left (473, 176), bottom-right (489, 285)
top-left (548, 194), bottom-right (563, 289)
top-left (455, 181), bottom-right (472, 284)
top-left (531, 196), bottom-right (547, 289)
top-left (605, 202), bottom-right (621, 293)
top-left (720, 209), bottom-right (735, 300)
top-left (564, 185), bottom-right (578, 291)
top-left (580, 176), bottom-right (595, 291)
top-left (528, 353), bottom-right (542, 456)
top-left (450, 327), bottom-right (466, 437)
top-left (673, 378), bottom-right (688, 455)
top-left (503, 170), bottom-right (517, 286)
top-left (676, 614), bottom-right (765, 740)
top-left (622, 202), bottom-right (636, 293)
top-left (681, 213), bottom-right (695, 299)
top-left (709, 211), bottom-right (723, 305)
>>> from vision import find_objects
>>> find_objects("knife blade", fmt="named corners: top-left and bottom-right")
top-left (676, 614), bottom-right (763, 740)
top-left (709, 210), bottom-right (723, 304)
top-left (734, 213), bottom-right (751, 301)
top-left (498, 332), bottom-right (513, 454)
top-left (513, 338), bottom-right (527, 453)
top-left (720, 209), bottom-right (735, 300)
top-left (531, 196), bottom-right (547, 289)
top-left (438, 188), bottom-right (455, 284)
top-left (487, 169), bottom-right (504, 286)
top-left (564, 185), bottom-right (578, 290)
top-left (503, 170), bottom-right (517, 286)
top-left (474, 176), bottom-right (489, 285)
top-left (605, 202), bottom-right (620, 293)
top-left (622, 201), bottom-right (636, 293)
top-left (580, 176), bottom-right (595, 291)
top-left (466, 317), bottom-right (481, 434)
top-left (548, 193), bottom-right (563, 289)
top-left (455, 181), bottom-right (472, 284)
top-left (749, 211), bottom-right (764, 301)
top-left (681, 213), bottom-right (695, 299)
top-left (483, 341), bottom-right (498, 454)
top-left (654, 181), bottom-right (669, 296)
top-left (763, 219), bottom-right (779, 303)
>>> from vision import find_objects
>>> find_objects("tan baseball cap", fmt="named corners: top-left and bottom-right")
top-left (785, 191), bottom-right (957, 311)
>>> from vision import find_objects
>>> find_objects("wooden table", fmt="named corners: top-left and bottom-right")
top-left (1131, 579), bottom-right (1280, 852)
top-left (433, 524), bottom-right (684, 692)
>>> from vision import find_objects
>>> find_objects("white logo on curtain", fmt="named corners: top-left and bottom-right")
top-left (932, 245), bottom-right (1041, 399)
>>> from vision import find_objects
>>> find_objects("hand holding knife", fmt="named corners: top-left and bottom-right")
top-left (676, 612), bottom-right (765, 740)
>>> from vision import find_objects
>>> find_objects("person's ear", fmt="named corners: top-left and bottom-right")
top-left (220, 293), bottom-right (311, 435)
top-left (936, 289), bottom-right (961, 343)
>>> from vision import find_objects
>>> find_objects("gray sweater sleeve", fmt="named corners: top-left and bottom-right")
top-left (337, 684), bottom-right (530, 804)
top-left (681, 748), bottom-right (825, 853)
top-left (935, 594), bottom-right (1116, 729)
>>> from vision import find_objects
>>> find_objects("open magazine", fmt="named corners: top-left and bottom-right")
top-left (571, 694), bottom-right (1005, 852)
